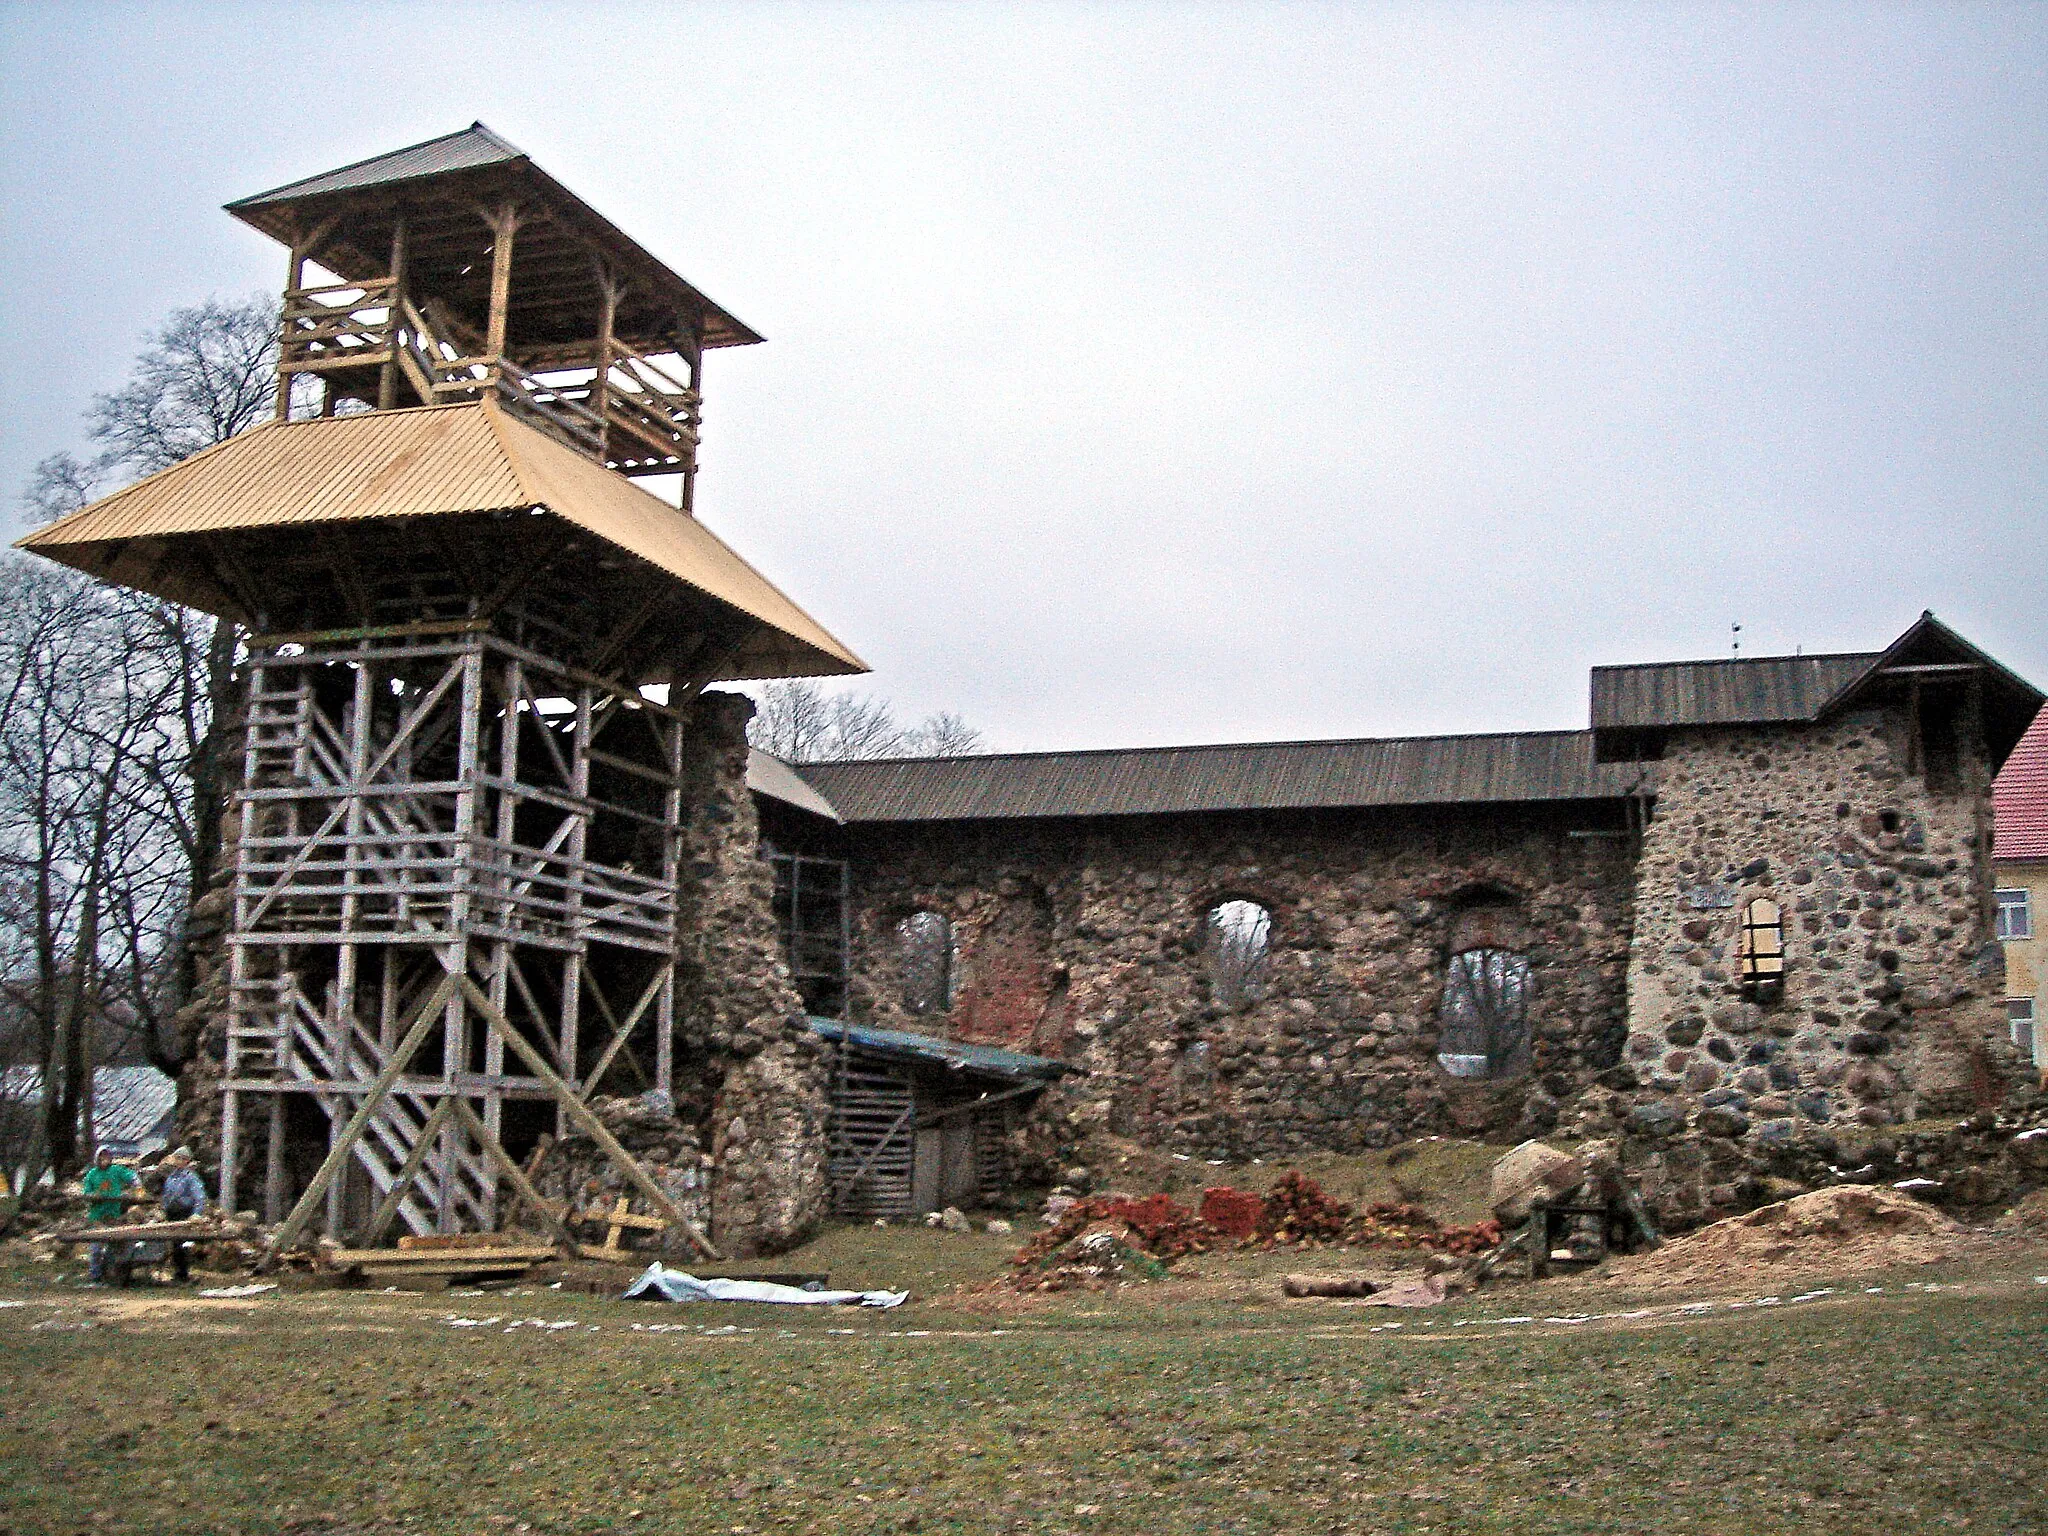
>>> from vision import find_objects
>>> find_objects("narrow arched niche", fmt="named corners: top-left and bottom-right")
top-left (1202, 898), bottom-right (1272, 1010)
top-left (895, 909), bottom-right (955, 1016)
top-left (1436, 890), bottom-right (1533, 1081)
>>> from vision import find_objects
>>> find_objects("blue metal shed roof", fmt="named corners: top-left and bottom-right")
top-left (807, 1018), bottom-right (1080, 1081)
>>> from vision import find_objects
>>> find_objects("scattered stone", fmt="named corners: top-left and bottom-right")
top-left (1628, 1101), bottom-right (1683, 1138)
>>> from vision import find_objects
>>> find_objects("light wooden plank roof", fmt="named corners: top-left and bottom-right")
top-left (16, 400), bottom-right (864, 681)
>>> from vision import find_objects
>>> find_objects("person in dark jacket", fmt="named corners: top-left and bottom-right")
top-left (157, 1147), bottom-right (208, 1283)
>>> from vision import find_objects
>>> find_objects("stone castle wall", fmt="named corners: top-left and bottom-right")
top-left (1619, 704), bottom-right (2026, 1139)
top-left (674, 691), bottom-right (831, 1257)
top-left (838, 804), bottom-right (1638, 1155)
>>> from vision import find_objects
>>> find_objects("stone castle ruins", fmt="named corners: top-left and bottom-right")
top-left (19, 128), bottom-right (2044, 1255)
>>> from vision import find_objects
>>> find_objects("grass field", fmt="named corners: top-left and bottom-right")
top-left (2, 1226), bottom-right (2044, 1536)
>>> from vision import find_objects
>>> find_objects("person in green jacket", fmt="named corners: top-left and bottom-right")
top-left (81, 1147), bottom-right (138, 1284)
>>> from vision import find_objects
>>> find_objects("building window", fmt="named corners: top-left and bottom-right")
top-left (1996, 889), bottom-right (2033, 941)
top-left (1737, 897), bottom-right (1785, 999)
top-left (1204, 899), bottom-right (1271, 1009)
top-left (2011, 999), bottom-right (2039, 1065)
top-left (1436, 948), bottom-right (1531, 1080)
top-left (896, 910), bottom-right (954, 1016)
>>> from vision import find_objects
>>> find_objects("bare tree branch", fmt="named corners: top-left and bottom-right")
top-left (748, 683), bottom-right (986, 763)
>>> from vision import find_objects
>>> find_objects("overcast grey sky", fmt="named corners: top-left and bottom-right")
top-left (2, 3), bottom-right (2042, 750)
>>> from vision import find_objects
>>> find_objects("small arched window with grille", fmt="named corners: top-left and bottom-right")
top-left (896, 910), bottom-right (955, 1016)
top-left (1736, 898), bottom-right (1785, 998)
top-left (1436, 948), bottom-right (1532, 1080)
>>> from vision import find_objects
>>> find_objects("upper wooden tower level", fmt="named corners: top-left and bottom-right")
top-left (229, 123), bottom-right (754, 501)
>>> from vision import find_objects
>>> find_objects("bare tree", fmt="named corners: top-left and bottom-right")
top-left (749, 681), bottom-right (985, 763)
top-left (2, 293), bottom-right (279, 1176)
top-left (86, 295), bottom-right (278, 473)
top-left (0, 560), bottom-right (194, 1177)
top-left (902, 710), bottom-right (984, 757)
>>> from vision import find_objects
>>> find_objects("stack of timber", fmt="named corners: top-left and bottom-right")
top-left (326, 1231), bottom-right (560, 1286)
top-left (43, 1216), bottom-right (258, 1246)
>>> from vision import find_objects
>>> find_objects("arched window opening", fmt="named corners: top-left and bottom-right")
top-left (1437, 948), bottom-right (1532, 1080)
top-left (896, 910), bottom-right (955, 1016)
top-left (1204, 899), bottom-right (1271, 1009)
top-left (1736, 898), bottom-right (1785, 999)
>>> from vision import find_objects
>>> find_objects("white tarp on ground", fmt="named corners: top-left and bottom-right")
top-left (622, 1263), bottom-right (907, 1309)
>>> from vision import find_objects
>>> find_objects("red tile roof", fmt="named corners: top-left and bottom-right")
top-left (1994, 705), bottom-right (2048, 863)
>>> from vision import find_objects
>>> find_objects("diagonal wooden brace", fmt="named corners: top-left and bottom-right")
top-left (448, 1098), bottom-right (579, 1252)
top-left (577, 959), bottom-right (667, 1100)
top-left (261, 969), bottom-right (461, 1262)
top-left (458, 975), bottom-right (720, 1261)
top-left (361, 1095), bottom-right (459, 1247)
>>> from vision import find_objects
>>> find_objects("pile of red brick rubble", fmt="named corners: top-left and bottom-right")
top-left (1004, 1172), bottom-right (1501, 1291)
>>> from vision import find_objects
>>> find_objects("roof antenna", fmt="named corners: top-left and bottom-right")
top-left (1731, 623), bottom-right (1742, 658)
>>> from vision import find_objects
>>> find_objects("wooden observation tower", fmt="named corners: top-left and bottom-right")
top-left (20, 125), bottom-right (863, 1245)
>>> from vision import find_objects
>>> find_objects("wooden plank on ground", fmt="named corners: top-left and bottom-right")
top-left (329, 1245), bottom-right (556, 1267)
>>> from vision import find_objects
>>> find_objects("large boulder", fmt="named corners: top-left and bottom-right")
top-left (1490, 1139), bottom-right (1585, 1226)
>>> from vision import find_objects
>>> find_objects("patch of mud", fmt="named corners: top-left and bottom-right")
top-left (1604, 1185), bottom-right (1964, 1290)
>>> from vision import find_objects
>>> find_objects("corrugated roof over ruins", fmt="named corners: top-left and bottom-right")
top-left (790, 729), bottom-right (1645, 823)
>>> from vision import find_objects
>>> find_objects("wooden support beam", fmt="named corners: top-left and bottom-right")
top-left (378, 213), bottom-right (408, 411)
top-left (448, 1098), bottom-right (578, 1250)
top-left (361, 1093), bottom-right (458, 1246)
top-left (260, 969), bottom-right (460, 1261)
top-left (458, 975), bottom-right (719, 1260)
top-left (484, 203), bottom-right (520, 365)
top-left (502, 1131), bottom-right (554, 1232)
top-left (577, 961), bottom-right (667, 1098)
top-left (592, 267), bottom-right (618, 461)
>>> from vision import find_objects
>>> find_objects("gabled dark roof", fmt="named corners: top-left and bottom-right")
top-left (1590, 652), bottom-right (1879, 731)
top-left (1823, 613), bottom-right (2044, 770)
top-left (791, 730), bottom-right (1645, 824)
top-left (227, 122), bottom-right (526, 206)
top-left (807, 1018), bottom-right (1080, 1081)
top-left (226, 123), bottom-right (762, 354)
top-left (1590, 614), bottom-right (2043, 772)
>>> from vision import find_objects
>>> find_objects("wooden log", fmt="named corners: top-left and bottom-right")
top-left (330, 1245), bottom-right (555, 1267)
top-left (44, 1219), bottom-right (251, 1244)
top-left (397, 1231), bottom-right (514, 1251)
top-left (1281, 1274), bottom-right (1382, 1299)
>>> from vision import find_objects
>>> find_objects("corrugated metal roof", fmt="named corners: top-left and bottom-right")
top-left (807, 1018), bottom-right (1080, 1080)
top-left (15, 400), bottom-right (865, 681)
top-left (0, 1066), bottom-right (178, 1151)
top-left (792, 730), bottom-right (1644, 823)
top-left (1994, 705), bottom-right (2048, 863)
top-left (226, 123), bottom-right (526, 208)
top-left (1590, 653), bottom-right (1879, 730)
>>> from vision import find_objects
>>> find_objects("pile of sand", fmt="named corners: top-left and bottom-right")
top-left (1994, 1188), bottom-right (2048, 1235)
top-left (1603, 1185), bottom-right (1964, 1290)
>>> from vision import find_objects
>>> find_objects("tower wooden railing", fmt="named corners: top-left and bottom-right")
top-left (277, 282), bottom-right (700, 482)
